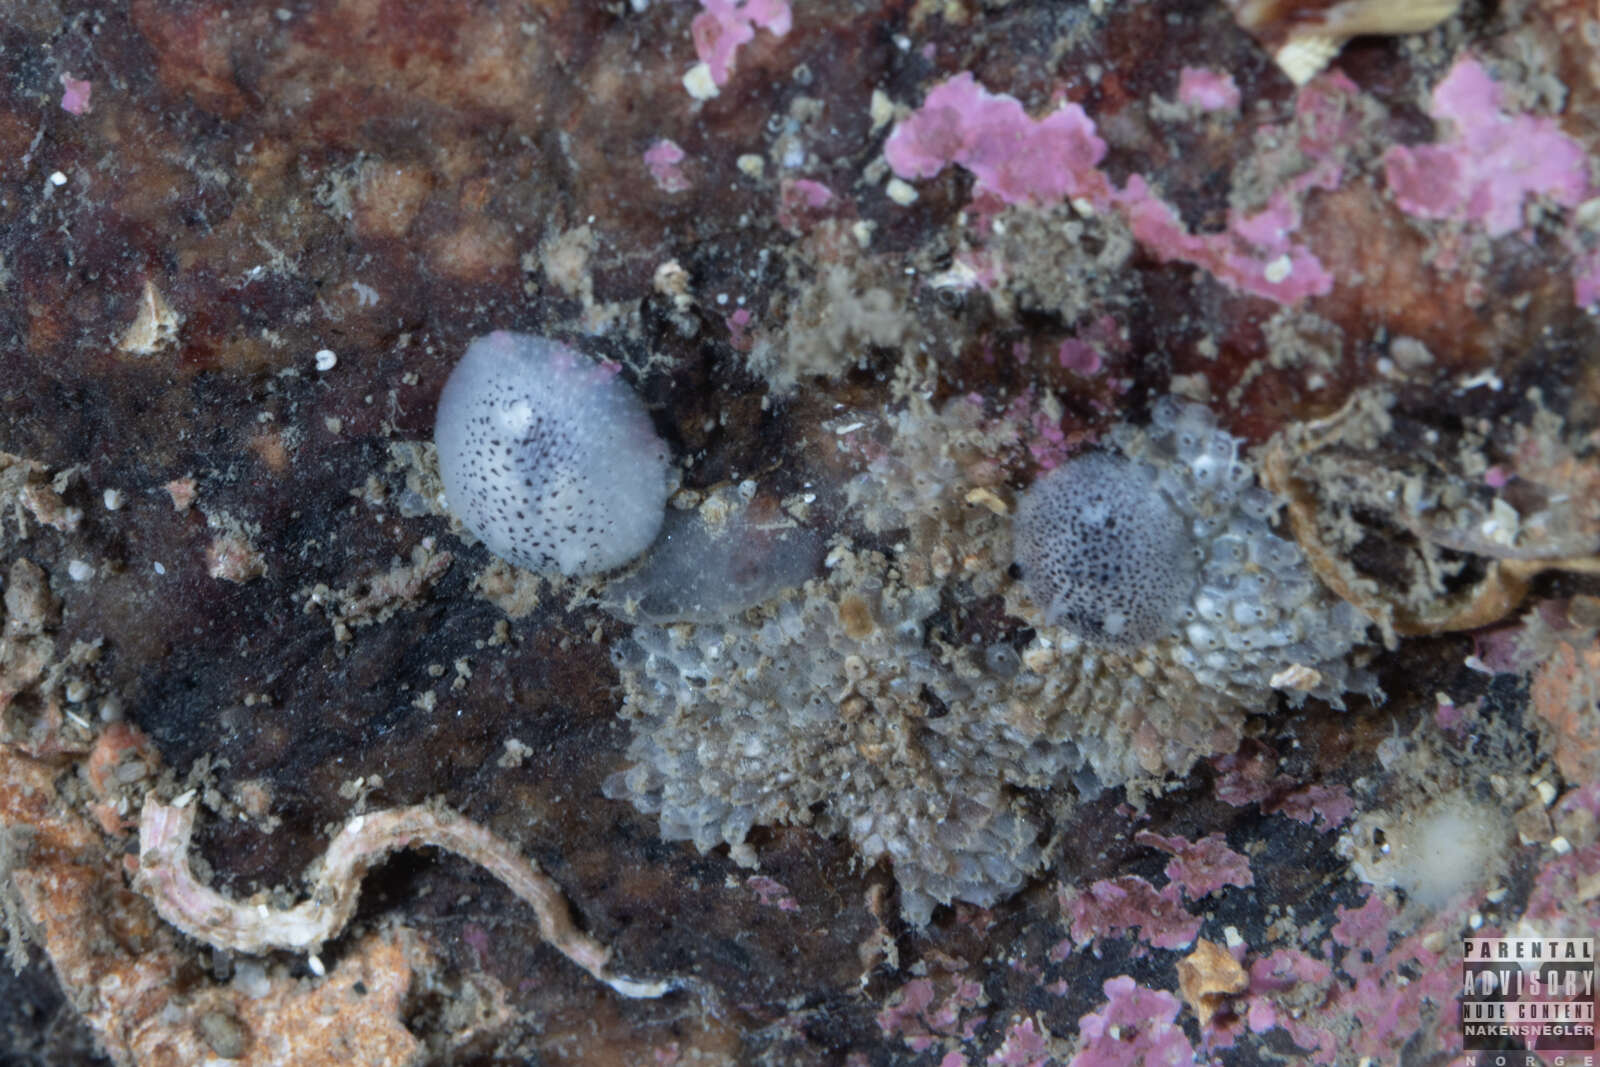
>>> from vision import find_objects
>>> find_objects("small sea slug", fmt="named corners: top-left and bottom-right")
top-left (434, 331), bottom-right (671, 577)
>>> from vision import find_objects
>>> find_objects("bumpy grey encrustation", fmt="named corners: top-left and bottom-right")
top-left (434, 331), bottom-right (670, 576)
top-left (604, 397), bottom-right (1376, 924)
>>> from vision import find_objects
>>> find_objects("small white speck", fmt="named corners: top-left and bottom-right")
top-left (153, 561), bottom-right (166, 575)
top-left (683, 62), bottom-right (719, 100)
top-left (68, 560), bottom-right (93, 581)
top-left (315, 348), bottom-right (337, 372)
top-left (1551, 835), bottom-right (1572, 855)
top-left (48, 170), bottom-right (67, 187)
top-left (1263, 253), bottom-right (1293, 284)
top-left (103, 488), bottom-right (123, 511)
top-left (715, 293), bottom-right (729, 305)
top-left (307, 954), bottom-right (326, 977)
top-left (1458, 368), bottom-right (1503, 392)
top-left (885, 177), bottom-right (918, 205)
top-left (1469, 912), bottom-right (1483, 929)
top-left (1463, 654), bottom-right (1492, 674)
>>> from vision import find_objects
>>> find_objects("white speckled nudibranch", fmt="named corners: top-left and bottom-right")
top-left (434, 331), bottom-right (671, 576)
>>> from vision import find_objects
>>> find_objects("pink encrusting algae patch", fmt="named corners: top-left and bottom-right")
top-left (1210, 748), bottom-right (1355, 831)
top-left (692, 0), bottom-right (792, 87)
top-left (1056, 338), bottom-right (1101, 374)
top-left (1203, 890), bottom-right (1471, 1061)
top-left (1069, 976), bottom-right (1195, 1066)
top-left (1056, 876), bottom-right (1200, 951)
top-left (883, 73), bottom-right (1110, 207)
top-left (1133, 830), bottom-right (1254, 898)
top-left (874, 976), bottom-right (986, 1055)
top-left (724, 307), bottom-right (754, 352)
top-left (60, 74), bottom-right (92, 115)
top-left (1001, 389), bottom-right (1075, 471)
top-left (1265, 782), bottom-right (1355, 831)
top-left (1384, 56), bottom-right (1591, 239)
top-left (1177, 67), bottom-right (1240, 112)
top-left (643, 139), bottom-right (691, 193)
top-left (777, 178), bottom-right (835, 231)
top-left (986, 1017), bottom-right (1051, 1067)
top-left (744, 874), bottom-right (799, 912)
top-left (884, 71), bottom-right (1358, 304)
top-left (1115, 178), bottom-right (1333, 303)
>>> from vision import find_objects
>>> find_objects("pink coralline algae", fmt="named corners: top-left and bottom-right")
top-left (1329, 891), bottom-right (1390, 962)
top-left (986, 1017), bottom-right (1051, 1067)
top-left (883, 73), bottom-right (1110, 207)
top-left (692, 0), bottom-right (792, 87)
top-left (1001, 388), bottom-right (1076, 471)
top-left (1265, 782), bottom-right (1355, 831)
top-left (1070, 976), bottom-right (1195, 1067)
top-left (744, 874), bottom-right (799, 912)
top-left (1523, 783), bottom-right (1600, 938)
top-left (875, 976), bottom-right (986, 1054)
top-left (1133, 830), bottom-right (1254, 898)
top-left (1384, 56), bottom-right (1591, 239)
top-left (59, 74), bottom-right (92, 115)
top-left (777, 177), bottom-right (835, 231)
top-left (1117, 177), bottom-right (1333, 304)
top-left (1056, 338), bottom-right (1102, 375)
top-left (1210, 748), bottom-right (1355, 831)
top-left (644, 139), bottom-right (691, 194)
top-left (1057, 876), bottom-right (1200, 952)
top-left (1177, 67), bottom-right (1241, 113)
top-left (1054, 314), bottom-right (1121, 376)
top-left (724, 307), bottom-right (754, 352)
top-left (885, 71), bottom-right (1353, 304)
top-left (1217, 891), bottom-right (1467, 1062)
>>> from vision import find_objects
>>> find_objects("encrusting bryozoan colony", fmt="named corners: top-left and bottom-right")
top-left (604, 395), bottom-right (1378, 923)
top-left (434, 331), bottom-right (670, 577)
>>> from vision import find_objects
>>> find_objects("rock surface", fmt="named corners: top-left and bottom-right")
top-left (1, 0), bottom-right (1598, 1064)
